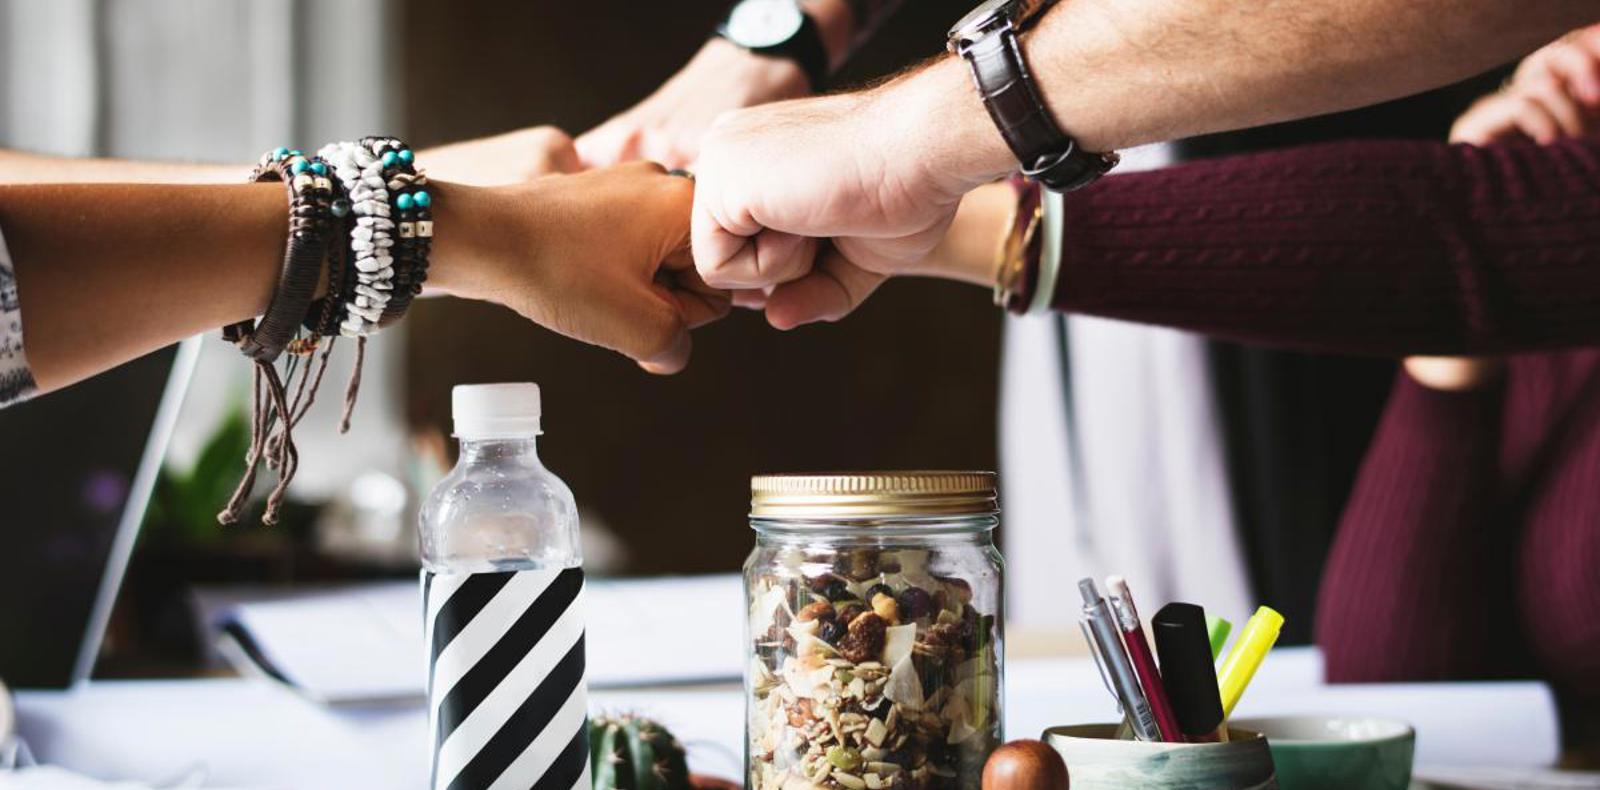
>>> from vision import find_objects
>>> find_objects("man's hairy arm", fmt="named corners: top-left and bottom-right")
top-left (1026, 0), bottom-right (1595, 151)
top-left (694, 0), bottom-right (1598, 326)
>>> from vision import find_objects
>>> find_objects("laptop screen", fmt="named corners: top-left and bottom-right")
top-left (0, 343), bottom-right (191, 688)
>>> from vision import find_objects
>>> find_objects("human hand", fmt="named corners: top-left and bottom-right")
top-left (576, 39), bottom-right (811, 170)
top-left (432, 164), bottom-right (729, 374)
top-left (692, 59), bottom-right (1013, 329)
top-left (1450, 24), bottom-right (1600, 145)
top-left (421, 126), bottom-right (582, 186)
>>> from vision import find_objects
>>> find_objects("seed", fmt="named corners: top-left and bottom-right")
top-left (827, 746), bottom-right (862, 772)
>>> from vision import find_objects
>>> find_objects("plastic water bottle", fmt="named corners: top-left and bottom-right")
top-left (419, 383), bottom-right (589, 790)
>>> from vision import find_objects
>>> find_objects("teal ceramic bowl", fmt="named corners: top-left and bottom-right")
top-left (1043, 724), bottom-right (1278, 789)
top-left (1232, 716), bottom-right (1414, 790)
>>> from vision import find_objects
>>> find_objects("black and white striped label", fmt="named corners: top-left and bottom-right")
top-left (423, 566), bottom-right (590, 790)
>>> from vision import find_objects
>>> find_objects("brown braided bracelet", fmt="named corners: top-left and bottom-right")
top-left (218, 149), bottom-right (338, 526)
top-left (224, 151), bottom-right (337, 361)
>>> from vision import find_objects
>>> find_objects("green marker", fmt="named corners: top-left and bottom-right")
top-left (1206, 615), bottom-right (1232, 659)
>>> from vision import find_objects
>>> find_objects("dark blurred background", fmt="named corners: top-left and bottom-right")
top-left (403, 0), bottom-right (1000, 575)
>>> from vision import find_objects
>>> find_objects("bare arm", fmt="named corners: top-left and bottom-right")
top-left (0, 149), bottom-right (238, 184)
top-left (0, 126), bottom-right (586, 187)
top-left (691, 0), bottom-right (1598, 326)
top-left (2, 165), bottom-right (725, 393)
top-left (1021, 0), bottom-right (1594, 153)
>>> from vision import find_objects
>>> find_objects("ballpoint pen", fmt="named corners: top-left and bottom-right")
top-left (1106, 575), bottom-right (1180, 742)
top-left (1217, 605), bottom-right (1284, 718)
top-left (1153, 602), bottom-right (1228, 743)
top-left (1079, 578), bottom-right (1162, 741)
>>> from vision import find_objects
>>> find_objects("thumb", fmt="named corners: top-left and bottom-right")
top-left (763, 245), bottom-right (886, 330)
top-left (691, 189), bottom-right (818, 290)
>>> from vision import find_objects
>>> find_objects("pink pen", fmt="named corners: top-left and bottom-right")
top-left (1106, 575), bottom-right (1183, 743)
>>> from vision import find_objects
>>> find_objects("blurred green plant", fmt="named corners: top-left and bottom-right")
top-left (142, 406), bottom-right (252, 544)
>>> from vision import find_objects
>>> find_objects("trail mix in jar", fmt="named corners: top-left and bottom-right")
top-left (748, 548), bottom-right (1000, 790)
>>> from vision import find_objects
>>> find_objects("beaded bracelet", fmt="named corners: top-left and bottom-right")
top-left (318, 139), bottom-right (396, 336)
top-left (361, 136), bottom-right (433, 325)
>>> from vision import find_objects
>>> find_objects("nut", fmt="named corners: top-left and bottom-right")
top-left (799, 601), bottom-right (838, 622)
top-left (871, 593), bottom-right (900, 624)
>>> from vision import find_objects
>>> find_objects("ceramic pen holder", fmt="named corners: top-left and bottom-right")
top-left (1043, 724), bottom-right (1278, 790)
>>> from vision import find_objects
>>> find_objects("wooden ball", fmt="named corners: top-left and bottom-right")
top-left (982, 739), bottom-right (1069, 790)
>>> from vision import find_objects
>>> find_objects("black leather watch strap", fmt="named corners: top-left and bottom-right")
top-left (962, 28), bottom-right (1117, 192)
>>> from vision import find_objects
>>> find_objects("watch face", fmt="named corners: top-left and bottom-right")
top-left (725, 0), bottom-right (805, 49)
top-left (948, 0), bottom-right (1042, 43)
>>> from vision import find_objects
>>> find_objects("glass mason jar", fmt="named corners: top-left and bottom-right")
top-left (745, 472), bottom-right (1005, 790)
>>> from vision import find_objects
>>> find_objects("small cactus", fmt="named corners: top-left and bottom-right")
top-left (589, 713), bottom-right (692, 790)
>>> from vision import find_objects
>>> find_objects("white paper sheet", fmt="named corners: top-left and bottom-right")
top-left (215, 574), bottom-right (745, 703)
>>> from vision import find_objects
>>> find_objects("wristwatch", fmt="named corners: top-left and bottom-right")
top-left (947, 0), bottom-right (1119, 192)
top-left (718, 0), bottom-right (830, 91)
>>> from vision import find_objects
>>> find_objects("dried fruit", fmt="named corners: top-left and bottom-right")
top-left (750, 552), bottom-right (999, 790)
top-left (809, 574), bottom-right (851, 601)
top-left (799, 601), bottom-right (838, 622)
top-left (818, 619), bottom-right (845, 644)
top-left (836, 601), bottom-right (867, 626)
top-left (839, 550), bottom-right (880, 581)
top-left (896, 587), bottom-right (933, 621)
top-left (839, 612), bottom-right (888, 664)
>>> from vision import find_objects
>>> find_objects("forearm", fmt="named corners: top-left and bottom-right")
top-left (0, 149), bottom-right (239, 184)
top-left (2, 181), bottom-right (487, 392)
top-left (888, 0), bottom-right (1595, 187)
top-left (1047, 136), bottom-right (1600, 356)
top-left (911, 181), bottom-right (1013, 287)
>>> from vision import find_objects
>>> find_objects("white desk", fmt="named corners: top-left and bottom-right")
top-left (12, 649), bottom-right (1563, 790)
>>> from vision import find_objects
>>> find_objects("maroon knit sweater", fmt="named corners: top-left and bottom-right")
top-left (1047, 136), bottom-right (1600, 701)
top-left (1053, 136), bottom-right (1600, 356)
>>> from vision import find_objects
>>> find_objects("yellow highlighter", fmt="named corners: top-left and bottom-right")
top-left (1217, 606), bottom-right (1284, 718)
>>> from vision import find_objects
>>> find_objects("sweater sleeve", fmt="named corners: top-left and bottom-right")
top-left (1314, 373), bottom-right (1528, 683)
top-left (1052, 136), bottom-right (1600, 356)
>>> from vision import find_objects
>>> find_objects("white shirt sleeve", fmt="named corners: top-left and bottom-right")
top-left (0, 223), bottom-right (38, 407)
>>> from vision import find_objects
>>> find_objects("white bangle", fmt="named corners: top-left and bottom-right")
top-left (318, 140), bottom-right (395, 336)
top-left (1027, 189), bottom-right (1065, 315)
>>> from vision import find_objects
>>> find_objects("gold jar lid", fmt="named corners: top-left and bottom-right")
top-left (750, 471), bottom-right (998, 519)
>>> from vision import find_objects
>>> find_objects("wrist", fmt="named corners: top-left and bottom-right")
top-left (700, 36), bottom-right (810, 100)
top-left (426, 181), bottom-right (502, 301)
top-left (884, 56), bottom-right (1017, 194)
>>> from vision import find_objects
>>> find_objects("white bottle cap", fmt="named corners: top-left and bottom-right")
top-left (452, 383), bottom-right (542, 439)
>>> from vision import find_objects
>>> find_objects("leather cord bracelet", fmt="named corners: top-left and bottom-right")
top-left (219, 148), bottom-right (339, 526)
top-left (224, 151), bottom-right (336, 362)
